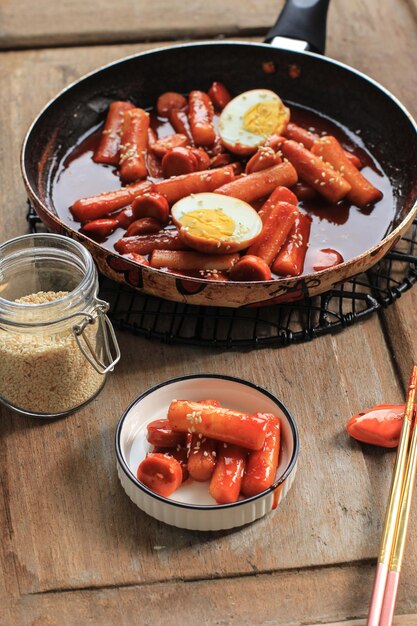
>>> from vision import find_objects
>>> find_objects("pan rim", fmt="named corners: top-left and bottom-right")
top-left (21, 40), bottom-right (417, 151)
top-left (20, 40), bottom-right (417, 293)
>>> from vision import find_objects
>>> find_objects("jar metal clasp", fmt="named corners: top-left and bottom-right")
top-left (73, 299), bottom-right (121, 375)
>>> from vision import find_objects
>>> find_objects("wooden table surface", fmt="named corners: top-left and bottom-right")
top-left (1, 0), bottom-right (417, 624)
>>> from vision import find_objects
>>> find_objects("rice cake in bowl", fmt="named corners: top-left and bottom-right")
top-left (115, 374), bottom-right (299, 531)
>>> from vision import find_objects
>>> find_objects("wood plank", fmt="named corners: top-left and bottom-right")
top-left (408, 0), bottom-right (417, 20)
top-left (0, 473), bottom-right (21, 602)
top-left (364, 0), bottom-right (417, 389)
top-left (2, 562), bottom-right (417, 626)
top-left (1, 0), bottom-right (416, 101)
top-left (381, 288), bottom-right (417, 390)
top-left (0, 0), bottom-right (416, 618)
top-left (0, 41), bottom-right (164, 243)
top-left (0, 317), bottom-right (406, 594)
top-left (2, 0), bottom-right (415, 244)
top-left (0, 0), bottom-right (283, 49)
top-left (326, 0), bottom-right (417, 114)
top-left (0, 29), bottom-right (414, 601)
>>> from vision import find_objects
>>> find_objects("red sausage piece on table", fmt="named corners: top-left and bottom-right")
top-left (137, 453), bottom-right (183, 497)
top-left (119, 108), bottom-right (150, 183)
top-left (94, 101), bottom-right (135, 165)
top-left (272, 213), bottom-right (312, 277)
top-left (168, 400), bottom-right (268, 450)
top-left (346, 404), bottom-right (411, 448)
top-left (241, 414), bottom-right (281, 497)
top-left (209, 444), bottom-right (246, 504)
top-left (188, 90), bottom-right (216, 147)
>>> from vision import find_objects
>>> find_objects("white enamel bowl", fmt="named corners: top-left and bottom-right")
top-left (115, 375), bottom-right (299, 531)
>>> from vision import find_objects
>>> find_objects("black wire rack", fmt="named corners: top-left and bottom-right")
top-left (27, 204), bottom-right (417, 348)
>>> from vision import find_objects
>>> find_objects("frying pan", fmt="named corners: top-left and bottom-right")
top-left (21, 0), bottom-right (417, 307)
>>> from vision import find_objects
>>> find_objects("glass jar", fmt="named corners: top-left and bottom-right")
top-left (0, 233), bottom-right (120, 417)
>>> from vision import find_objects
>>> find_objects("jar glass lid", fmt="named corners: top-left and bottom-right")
top-left (0, 233), bottom-right (96, 326)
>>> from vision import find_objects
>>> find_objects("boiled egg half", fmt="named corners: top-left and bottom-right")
top-left (171, 192), bottom-right (262, 254)
top-left (219, 89), bottom-right (290, 155)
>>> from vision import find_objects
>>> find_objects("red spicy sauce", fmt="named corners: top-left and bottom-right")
top-left (52, 104), bottom-right (394, 277)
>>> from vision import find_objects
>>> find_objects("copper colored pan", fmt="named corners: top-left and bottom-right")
top-left (21, 0), bottom-right (417, 307)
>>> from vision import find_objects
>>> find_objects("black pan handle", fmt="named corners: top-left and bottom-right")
top-left (264, 0), bottom-right (330, 54)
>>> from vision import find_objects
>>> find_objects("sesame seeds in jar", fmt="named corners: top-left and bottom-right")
top-left (0, 234), bottom-right (120, 417)
top-left (0, 290), bottom-right (104, 415)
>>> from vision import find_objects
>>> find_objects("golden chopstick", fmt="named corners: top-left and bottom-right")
top-left (379, 398), bottom-right (417, 625)
top-left (366, 364), bottom-right (417, 626)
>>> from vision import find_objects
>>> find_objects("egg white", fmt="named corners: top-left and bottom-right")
top-left (171, 192), bottom-right (263, 254)
top-left (218, 89), bottom-right (289, 155)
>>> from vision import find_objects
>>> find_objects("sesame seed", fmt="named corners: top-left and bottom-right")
top-left (0, 291), bottom-right (103, 413)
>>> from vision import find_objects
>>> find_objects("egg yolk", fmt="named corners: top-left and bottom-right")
top-left (243, 100), bottom-right (282, 136)
top-left (180, 209), bottom-right (235, 240)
